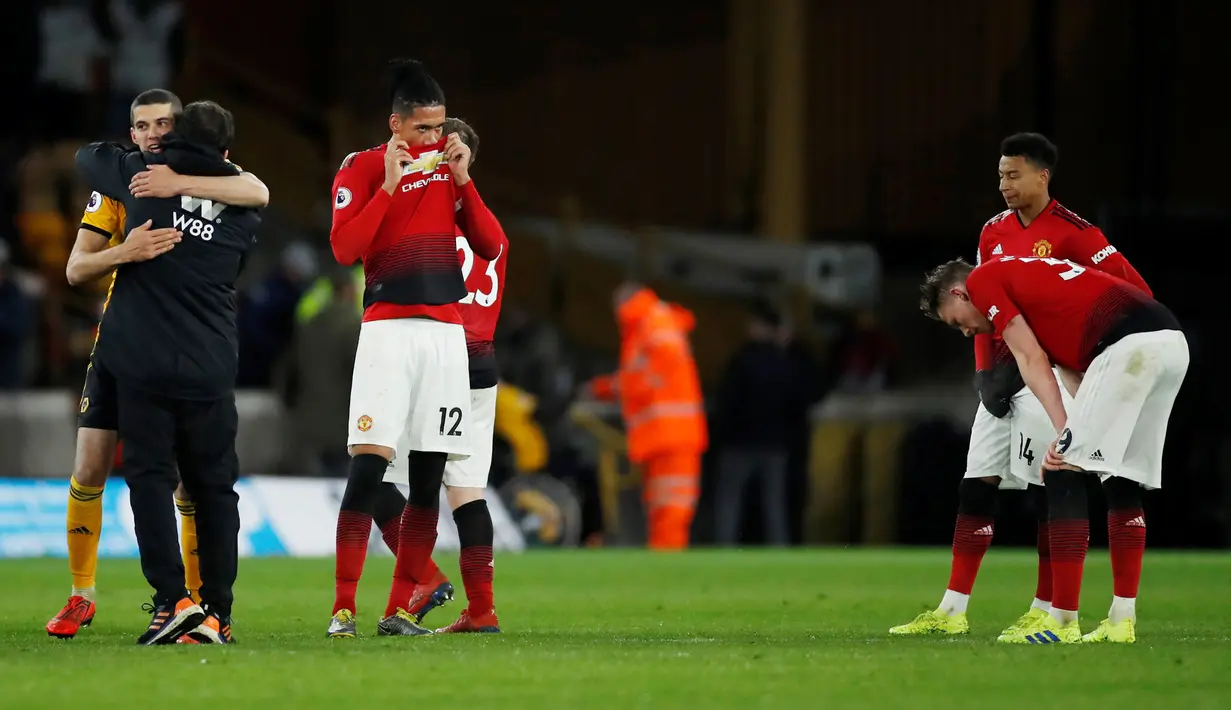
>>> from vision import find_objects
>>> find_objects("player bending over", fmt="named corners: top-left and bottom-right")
top-left (47, 89), bottom-right (268, 640)
top-left (921, 255), bottom-right (1187, 643)
top-left (890, 133), bottom-right (1151, 641)
top-left (326, 60), bottom-right (502, 637)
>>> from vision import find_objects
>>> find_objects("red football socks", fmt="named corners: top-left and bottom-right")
top-left (946, 514), bottom-right (995, 595)
top-left (1048, 518), bottom-right (1089, 612)
top-left (1108, 509), bottom-right (1146, 598)
top-left (460, 544), bottom-right (494, 615)
top-left (378, 517), bottom-right (400, 555)
top-left (334, 510), bottom-right (371, 614)
top-left (386, 504), bottom-right (439, 618)
top-left (1035, 520), bottom-right (1053, 603)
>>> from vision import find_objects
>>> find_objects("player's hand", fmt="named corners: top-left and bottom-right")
top-left (444, 133), bottom-right (472, 186)
top-left (382, 135), bottom-right (412, 194)
top-left (1042, 438), bottom-right (1083, 472)
top-left (129, 164), bottom-right (185, 199)
top-left (121, 219), bottom-right (182, 262)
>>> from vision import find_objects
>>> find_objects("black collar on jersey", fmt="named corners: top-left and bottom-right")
top-left (147, 133), bottom-right (238, 177)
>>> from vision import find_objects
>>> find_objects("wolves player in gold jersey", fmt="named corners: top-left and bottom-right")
top-left (46, 89), bottom-right (269, 640)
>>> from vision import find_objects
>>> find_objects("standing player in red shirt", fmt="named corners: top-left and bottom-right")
top-left (891, 133), bottom-right (1152, 640)
top-left (921, 255), bottom-right (1188, 643)
top-left (377, 117), bottom-right (507, 634)
top-left (326, 60), bottom-right (503, 638)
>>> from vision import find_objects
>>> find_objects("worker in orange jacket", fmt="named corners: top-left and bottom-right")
top-left (588, 283), bottom-right (708, 549)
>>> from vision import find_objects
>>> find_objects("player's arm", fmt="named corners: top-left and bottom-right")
top-left (1062, 227), bottom-right (1152, 297)
top-left (67, 222), bottom-right (183, 285)
top-left (970, 233), bottom-right (1011, 414)
top-left (330, 144), bottom-right (403, 265)
top-left (454, 181), bottom-right (505, 261)
top-left (128, 166), bottom-right (270, 207)
top-left (74, 142), bottom-right (133, 200)
top-left (971, 231), bottom-right (996, 372)
top-left (1000, 316), bottom-right (1067, 433)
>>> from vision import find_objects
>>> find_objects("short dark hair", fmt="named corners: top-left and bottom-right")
top-left (1000, 132), bottom-right (1059, 172)
top-left (387, 58), bottom-right (445, 115)
top-left (130, 89), bottom-right (182, 125)
top-left (919, 258), bottom-right (975, 320)
top-left (444, 117), bottom-right (479, 165)
top-left (177, 100), bottom-right (235, 152)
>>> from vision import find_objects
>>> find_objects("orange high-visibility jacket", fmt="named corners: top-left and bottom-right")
top-left (591, 288), bottom-right (708, 463)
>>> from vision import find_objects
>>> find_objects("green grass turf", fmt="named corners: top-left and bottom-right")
top-left (1, 549), bottom-right (1229, 709)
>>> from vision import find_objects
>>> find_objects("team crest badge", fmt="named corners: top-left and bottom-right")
top-left (80, 397), bottom-right (90, 414)
top-left (357, 415), bottom-right (372, 432)
top-left (1032, 239), bottom-right (1053, 257)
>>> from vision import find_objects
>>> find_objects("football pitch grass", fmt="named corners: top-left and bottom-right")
top-left (2, 549), bottom-right (1229, 709)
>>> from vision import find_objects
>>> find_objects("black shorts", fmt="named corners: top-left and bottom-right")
top-left (78, 358), bottom-right (119, 431)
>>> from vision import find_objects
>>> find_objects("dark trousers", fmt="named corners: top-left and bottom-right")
top-left (118, 383), bottom-right (240, 616)
top-left (713, 446), bottom-right (791, 546)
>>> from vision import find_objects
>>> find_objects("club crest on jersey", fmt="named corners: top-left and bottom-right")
top-left (402, 150), bottom-right (445, 176)
top-left (356, 414), bottom-right (372, 432)
top-left (986, 305), bottom-right (999, 320)
top-left (335, 187), bottom-right (352, 210)
top-left (1032, 240), bottom-right (1053, 257)
top-left (85, 191), bottom-right (103, 213)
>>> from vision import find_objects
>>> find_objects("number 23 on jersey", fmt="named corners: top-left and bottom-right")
top-left (456, 236), bottom-right (501, 306)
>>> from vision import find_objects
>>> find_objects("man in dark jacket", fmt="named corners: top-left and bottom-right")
top-left (75, 100), bottom-right (261, 645)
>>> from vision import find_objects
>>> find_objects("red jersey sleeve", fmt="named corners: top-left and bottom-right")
top-left (1059, 227), bottom-right (1152, 297)
top-left (329, 151), bottom-right (390, 265)
top-left (972, 228), bottom-right (996, 370)
top-left (967, 263), bottom-right (1020, 337)
top-left (455, 180), bottom-right (504, 261)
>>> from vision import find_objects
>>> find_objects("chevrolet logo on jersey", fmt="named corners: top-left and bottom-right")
top-left (402, 150), bottom-right (445, 176)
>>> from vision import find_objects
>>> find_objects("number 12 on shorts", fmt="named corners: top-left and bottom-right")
top-left (438, 406), bottom-right (463, 436)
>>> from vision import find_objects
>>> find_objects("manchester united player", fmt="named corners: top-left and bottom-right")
top-left (48, 89), bottom-right (268, 640)
top-left (383, 117), bottom-right (505, 634)
top-left (921, 255), bottom-right (1187, 643)
top-left (891, 133), bottom-right (1151, 640)
top-left (326, 60), bottom-right (502, 638)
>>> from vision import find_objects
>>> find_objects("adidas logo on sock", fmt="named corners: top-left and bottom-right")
top-left (973, 525), bottom-right (994, 536)
top-left (1125, 516), bottom-right (1146, 527)
top-left (1089, 449), bottom-right (1104, 462)
top-left (68, 526), bottom-right (94, 535)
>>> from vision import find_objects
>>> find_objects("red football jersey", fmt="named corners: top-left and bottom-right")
top-left (972, 200), bottom-right (1151, 370)
top-left (967, 256), bottom-right (1153, 372)
top-left (455, 226), bottom-right (508, 388)
top-left (329, 139), bottom-right (463, 324)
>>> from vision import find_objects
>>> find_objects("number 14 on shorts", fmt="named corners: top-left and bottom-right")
top-left (439, 406), bottom-right (463, 436)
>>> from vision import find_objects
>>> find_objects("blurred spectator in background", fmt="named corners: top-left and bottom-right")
top-left (237, 241), bottom-right (318, 387)
top-left (832, 309), bottom-right (896, 393)
top-left (496, 306), bottom-right (574, 429)
top-left (35, 0), bottom-right (107, 149)
top-left (100, 0), bottom-right (185, 138)
top-left (0, 242), bottom-right (36, 390)
top-left (278, 268), bottom-right (360, 477)
top-left (711, 301), bottom-right (805, 546)
top-left (587, 283), bottom-right (707, 550)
